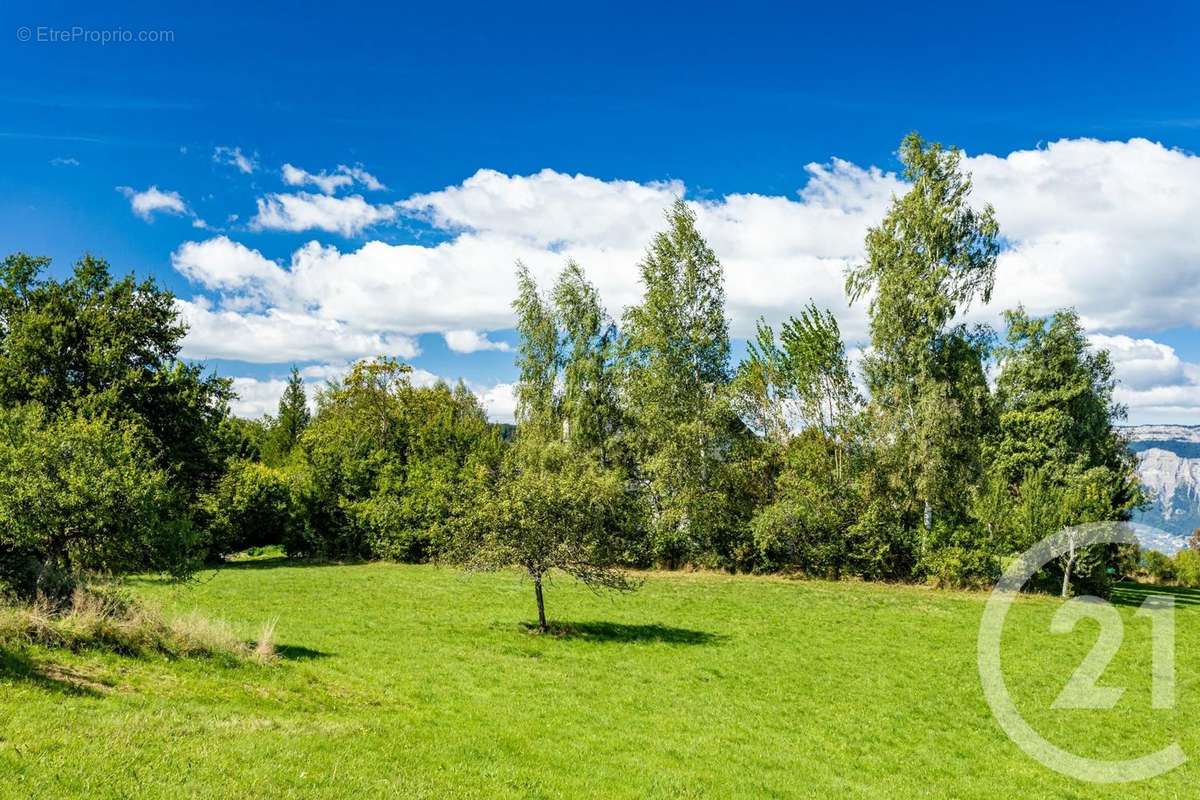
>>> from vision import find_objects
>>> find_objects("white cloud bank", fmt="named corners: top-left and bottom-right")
top-left (1090, 334), bottom-right (1200, 425)
top-left (176, 138), bottom-right (1200, 422)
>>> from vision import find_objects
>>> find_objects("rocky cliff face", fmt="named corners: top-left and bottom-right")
top-left (1126, 425), bottom-right (1200, 553)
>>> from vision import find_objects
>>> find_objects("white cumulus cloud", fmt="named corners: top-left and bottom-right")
top-left (117, 185), bottom-right (189, 221)
top-left (282, 163), bottom-right (385, 194)
top-left (250, 192), bottom-right (398, 235)
top-left (177, 297), bottom-right (419, 363)
top-left (1089, 334), bottom-right (1200, 424)
top-left (476, 382), bottom-right (517, 424)
top-left (180, 137), bottom-right (1200, 423)
top-left (443, 330), bottom-right (512, 353)
top-left (228, 376), bottom-right (289, 418)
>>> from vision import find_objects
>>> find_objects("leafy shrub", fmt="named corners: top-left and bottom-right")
top-left (204, 460), bottom-right (300, 559)
top-left (921, 544), bottom-right (1001, 589)
top-left (294, 358), bottom-right (502, 561)
top-left (0, 404), bottom-right (199, 603)
top-left (1175, 548), bottom-right (1200, 588)
top-left (845, 500), bottom-right (915, 581)
top-left (1140, 549), bottom-right (1176, 583)
top-left (751, 499), bottom-right (845, 578)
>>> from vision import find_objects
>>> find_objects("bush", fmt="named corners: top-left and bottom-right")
top-left (751, 499), bottom-right (845, 578)
top-left (845, 500), bottom-right (916, 581)
top-left (921, 544), bottom-right (1001, 589)
top-left (1175, 548), bottom-right (1200, 588)
top-left (204, 460), bottom-right (300, 559)
top-left (294, 358), bottom-right (503, 561)
top-left (1140, 549), bottom-right (1176, 583)
top-left (0, 404), bottom-right (199, 603)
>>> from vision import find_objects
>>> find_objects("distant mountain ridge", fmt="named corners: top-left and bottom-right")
top-left (1125, 424), bottom-right (1200, 553)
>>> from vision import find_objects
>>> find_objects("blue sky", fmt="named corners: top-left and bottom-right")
top-left (4, 1), bottom-right (1200, 422)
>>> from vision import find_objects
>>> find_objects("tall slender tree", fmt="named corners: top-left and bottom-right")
top-left (621, 199), bottom-right (741, 566)
top-left (512, 262), bottom-right (560, 442)
top-left (733, 304), bottom-right (859, 464)
top-left (263, 366), bottom-right (310, 465)
top-left (845, 133), bottom-right (1000, 541)
top-left (451, 260), bottom-right (635, 630)
top-left (552, 260), bottom-right (620, 456)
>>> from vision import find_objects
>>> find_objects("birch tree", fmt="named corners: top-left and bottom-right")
top-left (845, 133), bottom-right (999, 540)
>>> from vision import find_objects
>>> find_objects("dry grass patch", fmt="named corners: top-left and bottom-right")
top-left (0, 585), bottom-right (277, 663)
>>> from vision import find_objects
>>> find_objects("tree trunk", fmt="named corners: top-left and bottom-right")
top-left (1061, 534), bottom-right (1075, 598)
top-left (533, 573), bottom-right (547, 632)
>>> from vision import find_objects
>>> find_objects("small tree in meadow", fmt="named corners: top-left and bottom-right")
top-left (454, 442), bottom-right (637, 631)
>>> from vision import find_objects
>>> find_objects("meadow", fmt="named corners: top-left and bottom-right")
top-left (0, 560), bottom-right (1195, 799)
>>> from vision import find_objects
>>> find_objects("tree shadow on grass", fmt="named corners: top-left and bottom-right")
top-left (128, 557), bottom-right (364, 586)
top-left (274, 644), bottom-right (332, 661)
top-left (521, 621), bottom-right (724, 645)
top-left (1110, 581), bottom-right (1200, 609)
top-left (0, 649), bottom-right (104, 697)
top-left (218, 556), bottom-right (367, 571)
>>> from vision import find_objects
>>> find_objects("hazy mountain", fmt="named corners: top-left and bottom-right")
top-left (1125, 425), bottom-right (1200, 553)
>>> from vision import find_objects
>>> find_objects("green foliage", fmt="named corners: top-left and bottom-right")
top-left (1174, 548), bottom-right (1200, 587)
top-left (920, 540), bottom-right (1001, 590)
top-left (976, 307), bottom-right (1144, 595)
top-left (261, 366), bottom-right (310, 466)
top-left (0, 253), bottom-right (236, 503)
top-left (513, 262), bottom-right (561, 441)
top-left (552, 261), bottom-right (622, 454)
top-left (295, 358), bottom-right (502, 560)
top-left (846, 134), bottom-right (1000, 535)
top-left (204, 460), bottom-right (301, 559)
top-left (0, 404), bottom-right (196, 601)
top-left (1140, 549), bottom-right (1176, 583)
top-left (621, 200), bottom-right (753, 567)
top-left (450, 441), bottom-right (638, 629)
top-left (732, 305), bottom-right (859, 448)
top-left (750, 429), bottom-right (857, 577)
top-left (989, 307), bottom-right (1140, 507)
top-left (0, 252), bottom-right (242, 596)
top-left (513, 260), bottom-right (622, 456)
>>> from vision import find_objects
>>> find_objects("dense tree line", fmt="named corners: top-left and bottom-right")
top-left (0, 134), bottom-right (1144, 623)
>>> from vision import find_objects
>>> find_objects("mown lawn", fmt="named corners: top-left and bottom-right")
top-left (0, 560), bottom-right (1198, 798)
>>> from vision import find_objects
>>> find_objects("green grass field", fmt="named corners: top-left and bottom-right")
top-left (1, 560), bottom-right (1198, 798)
